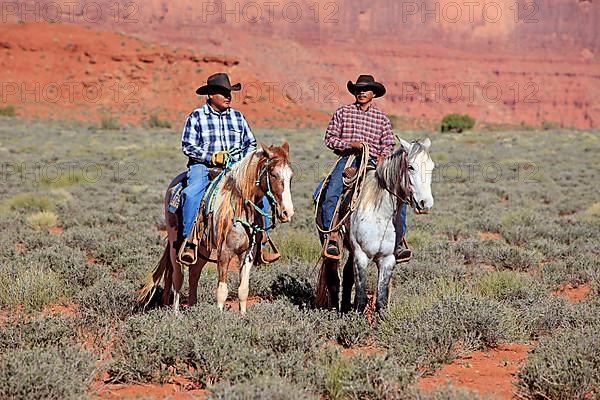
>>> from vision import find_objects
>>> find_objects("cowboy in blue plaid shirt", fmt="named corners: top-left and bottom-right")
top-left (180, 73), bottom-right (264, 263)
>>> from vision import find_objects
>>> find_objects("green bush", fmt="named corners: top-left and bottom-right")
top-left (4, 193), bottom-right (55, 212)
top-left (0, 347), bottom-right (96, 400)
top-left (517, 325), bottom-right (600, 399)
top-left (541, 120), bottom-right (559, 130)
top-left (440, 114), bottom-right (475, 133)
top-left (473, 270), bottom-right (534, 301)
top-left (100, 116), bottom-right (120, 130)
top-left (148, 114), bottom-right (172, 129)
top-left (0, 105), bottom-right (16, 117)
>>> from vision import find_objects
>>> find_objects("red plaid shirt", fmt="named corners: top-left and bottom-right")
top-left (325, 103), bottom-right (395, 157)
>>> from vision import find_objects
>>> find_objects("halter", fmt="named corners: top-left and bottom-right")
top-left (234, 154), bottom-right (283, 236)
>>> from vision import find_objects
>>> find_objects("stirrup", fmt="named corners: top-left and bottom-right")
top-left (178, 242), bottom-right (196, 266)
top-left (258, 235), bottom-right (281, 264)
top-left (323, 239), bottom-right (342, 261)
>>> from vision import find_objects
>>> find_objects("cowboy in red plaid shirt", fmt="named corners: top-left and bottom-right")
top-left (320, 74), bottom-right (411, 262)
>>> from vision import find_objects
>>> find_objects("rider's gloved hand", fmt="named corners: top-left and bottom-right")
top-left (350, 141), bottom-right (364, 152)
top-left (211, 151), bottom-right (229, 167)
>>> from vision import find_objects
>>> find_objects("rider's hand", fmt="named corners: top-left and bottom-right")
top-left (211, 151), bottom-right (228, 167)
top-left (349, 141), bottom-right (364, 151)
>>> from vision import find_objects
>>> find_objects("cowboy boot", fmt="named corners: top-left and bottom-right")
top-left (394, 236), bottom-right (412, 263)
top-left (324, 231), bottom-right (341, 260)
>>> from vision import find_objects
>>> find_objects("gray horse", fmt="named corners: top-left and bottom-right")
top-left (317, 138), bottom-right (435, 313)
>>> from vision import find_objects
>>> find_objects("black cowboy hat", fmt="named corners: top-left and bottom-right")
top-left (347, 74), bottom-right (386, 98)
top-left (196, 72), bottom-right (242, 95)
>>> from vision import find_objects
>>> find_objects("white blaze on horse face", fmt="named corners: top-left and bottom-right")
top-left (276, 164), bottom-right (294, 221)
top-left (410, 149), bottom-right (435, 211)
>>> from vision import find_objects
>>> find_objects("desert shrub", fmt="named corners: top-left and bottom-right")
top-left (411, 387), bottom-right (484, 399)
top-left (440, 114), bottom-right (475, 133)
top-left (489, 246), bottom-right (541, 271)
top-left (517, 325), bottom-right (600, 399)
top-left (4, 193), bottom-right (54, 212)
top-left (500, 209), bottom-right (543, 245)
top-left (511, 293), bottom-right (572, 339)
top-left (0, 315), bottom-right (79, 351)
top-left (26, 245), bottom-right (101, 291)
top-left (0, 346), bottom-right (96, 400)
top-left (541, 257), bottom-right (600, 288)
top-left (273, 229), bottom-right (321, 264)
top-left (0, 105), bottom-right (16, 117)
top-left (77, 275), bottom-right (137, 326)
top-left (26, 210), bottom-right (58, 229)
top-left (100, 116), bottom-right (120, 130)
top-left (472, 270), bottom-right (535, 301)
top-left (378, 294), bottom-right (517, 371)
top-left (269, 271), bottom-right (315, 307)
top-left (0, 265), bottom-right (65, 311)
top-left (210, 375), bottom-right (319, 400)
top-left (345, 354), bottom-right (415, 399)
top-left (317, 352), bottom-right (415, 400)
top-left (109, 302), bottom-right (338, 387)
top-left (41, 169), bottom-right (86, 188)
top-left (147, 114), bottom-right (172, 129)
top-left (335, 311), bottom-right (372, 348)
top-left (541, 120), bottom-right (559, 130)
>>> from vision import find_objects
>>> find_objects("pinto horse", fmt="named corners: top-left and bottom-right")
top-left (139, 143), bottom-right (294, 314)
top-left (316, 138), bottom-right (435, 313)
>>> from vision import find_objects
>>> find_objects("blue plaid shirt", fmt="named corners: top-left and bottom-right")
top-left (181, 102), bottom-right (257, 165)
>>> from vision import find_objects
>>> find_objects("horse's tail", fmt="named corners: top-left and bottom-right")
top-left (137, 243), bottom-right (170, 308)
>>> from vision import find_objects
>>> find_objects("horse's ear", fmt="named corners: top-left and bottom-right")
top-left (420, 137), bottom-right (431, 151)
top-left (256, 143), bottom-right (273, 159)
top-left (281, 141), bottom-right (289, 155)
top-left (399, 138), bottom-right (412, 151)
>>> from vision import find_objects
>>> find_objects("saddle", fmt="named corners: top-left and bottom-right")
top-left (168, 167), bottom-right (224, 266)
top-left (171, 167), bottom-right (280, 266)
top-left (315, 152), bottom-right (374, 260)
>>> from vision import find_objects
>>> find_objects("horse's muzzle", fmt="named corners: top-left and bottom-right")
top-left (276, 207), bottom-right (293, 223)
top-left (412, 197), bottom-right (432, 214)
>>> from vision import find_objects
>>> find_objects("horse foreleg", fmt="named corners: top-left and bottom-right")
top-left (172, 261), bottom-right (184, 314)
top-left (216, 254), bottom-right (232, 311)
top-left (353, 251), bottom-right (369, 313)
top-left (238, 251), bottom-right (254, 315)
top-left (188, 258), bottom-right (207, 307)
top-left (340, 257), bottom-right (354, 313)
top-left (375, 255), bottom-right (395, 312)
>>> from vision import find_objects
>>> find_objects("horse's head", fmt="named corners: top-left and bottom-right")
top-left (255, 142), bottom-right (295, 223)
top-left (399, 137), bottom-right (435, 214)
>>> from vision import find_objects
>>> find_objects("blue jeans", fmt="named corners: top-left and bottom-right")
top-left (182, 164), bottom-right (271, 240)
top-left (395, 203), bottom-right (407, 238)
top-left (182, 164), bottom-right (210, 239)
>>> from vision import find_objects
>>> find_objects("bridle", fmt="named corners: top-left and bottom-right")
top-left (379, 148), bottom-right (414, 207)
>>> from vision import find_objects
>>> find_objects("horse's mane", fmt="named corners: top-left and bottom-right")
top-left (359, 143), bottom-right (427, 212)
top-left (211, 151), bottom-right (262, 245)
